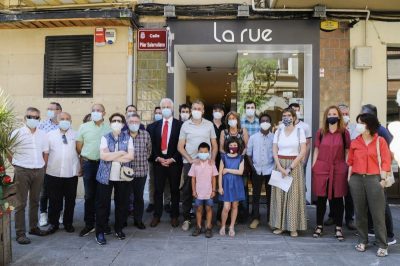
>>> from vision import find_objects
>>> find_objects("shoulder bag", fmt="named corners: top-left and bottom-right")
top-left (376, 136), bottom-right (395, 188)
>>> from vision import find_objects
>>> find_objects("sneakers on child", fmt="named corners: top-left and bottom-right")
top-left (39, 212), bottom-right (48, 227)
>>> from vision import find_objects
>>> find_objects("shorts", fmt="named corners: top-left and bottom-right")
top-left (195, 198), bottom-right (214, 207)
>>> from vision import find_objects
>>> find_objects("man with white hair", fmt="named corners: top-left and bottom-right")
top-left (149, 98), bottom-right (183, 228)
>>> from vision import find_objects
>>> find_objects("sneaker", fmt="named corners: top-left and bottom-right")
top-left (79, 226), bottom-right (95, 237)
top-left (324, 217), bottom-right (334, 226)
top-left (115, 231), bottom-right (126, 240)
top-left (59, 211), bottom-right (64, 225)
top-left (388, 237), bottom-right (397, 246)
top-left (249, 219), bottom-right (260, 229)
top-left (39, 212), bottom-right (48, 227)
top-left (182, 220), bottom-right (191, 231)
top-left (29, 227), bottom-right (48, 236)
top-left (64, 225), bottom-right (75, 233)
top-left (205, 228), bottom-right (213, 238)
top-left (368, 230), bottom-right (375, 237)
top-left (96, 233), bottom-right (107, 245)
top-left (16, 234), bottom-right (31, 245)
top-left (192, 227), bottom-right (202, 237)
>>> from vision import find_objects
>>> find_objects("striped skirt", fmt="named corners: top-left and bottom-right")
top-left (269, 157), bottom-right (307, 232)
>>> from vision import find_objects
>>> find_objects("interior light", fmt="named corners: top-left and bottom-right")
top-left (243, 52), bottom-right (248, 56)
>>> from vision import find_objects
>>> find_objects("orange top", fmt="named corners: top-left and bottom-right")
top-left (347, 134), bottom-right (391, 175)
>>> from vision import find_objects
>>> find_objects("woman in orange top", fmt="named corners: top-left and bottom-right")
top-left (347, 113), bottom-right (391, 257)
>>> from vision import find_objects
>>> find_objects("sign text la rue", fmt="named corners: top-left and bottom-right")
top-left (213, 22), bottom-right (272, 43)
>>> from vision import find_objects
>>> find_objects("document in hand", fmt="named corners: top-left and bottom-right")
top-left (268, 170), bottom-right (293, 193)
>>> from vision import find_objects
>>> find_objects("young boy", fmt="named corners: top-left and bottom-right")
top-left (189, 142), bottom-right (218, 238)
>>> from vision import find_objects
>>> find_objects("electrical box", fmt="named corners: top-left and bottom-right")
top-left (354, 46), bottom-right (372, 69)
top-left (105, 29), bottom-right (116, 44)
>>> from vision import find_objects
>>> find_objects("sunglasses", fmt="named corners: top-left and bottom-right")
top-left (62, 135), bottom-right (68, 145)
top-left (26, 115), bottom-right (40, 120)
top-left (111, 120), bottom-right (123, 123)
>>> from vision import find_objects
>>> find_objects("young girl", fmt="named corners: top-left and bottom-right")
top-left (218, 139), bottom-right (245, 237)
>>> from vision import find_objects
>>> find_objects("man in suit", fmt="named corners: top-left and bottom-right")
top-left (150, 98), bottom-right (183, 228)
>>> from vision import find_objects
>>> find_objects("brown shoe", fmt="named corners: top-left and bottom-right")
top-left (16, 234), bottom-right (31, 244)
top-left (150, 217), bottom-right (160, 227)
top-left (171, 217), bottom-right (179, 228)
top-left (29, 227), bottom-right (48, 236)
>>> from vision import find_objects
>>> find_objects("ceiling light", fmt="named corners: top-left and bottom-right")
top-left (292, 53), bottom-right (298, 56)
top-left (243, 52), bottom-right (248, 56)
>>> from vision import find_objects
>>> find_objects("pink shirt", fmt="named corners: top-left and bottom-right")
top-left (188, 160), bottom-right (218, 199)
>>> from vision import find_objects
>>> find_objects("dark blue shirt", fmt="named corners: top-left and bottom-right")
top-left (378, 125), bottom-right (393, 145)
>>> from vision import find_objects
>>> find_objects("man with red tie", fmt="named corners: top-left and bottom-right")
top-left (150, 98), bottom-right (183, 228)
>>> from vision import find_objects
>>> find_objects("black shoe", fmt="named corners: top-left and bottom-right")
top-left (192, 226), bottom-right (202, 237)
top-left (79, 226), bottom-right (95, 237)
top-left (346, 220), bottom-right (356, 231)
top-left (104, 226), bottom-right (112, 235)
top-left (324, 217), bottom-right (334, 226)
top-left (16, 234), bottom-right (31, 245)
top-left (46, 225), bottom-right (59, 235)
top-left (134, 220), bottom-right (146, 230)
top-left (64, 225), bottom-right (75, 233)
top-left (164, 204), bottom-right (171, 214)
top-left (29, 227), bottom-right (48, 236)
top-left (115, 231), bottom-right (126, 240)
top-left (146, 204), bottom-right (154, 213)
top-left (205, 228), bottom-right (213, 238)
top-left (96, 233), bottom-right (107, 245)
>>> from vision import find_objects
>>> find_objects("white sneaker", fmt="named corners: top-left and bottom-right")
top-left (59, 211), bottom-right (64, 224)
top-left (181, 220), bottom-right (191, 231)
top-left (39, 212), bottom-right (48, 227)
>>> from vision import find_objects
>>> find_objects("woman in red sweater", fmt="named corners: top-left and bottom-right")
top-left (347, 113), bottom-right (391, 257)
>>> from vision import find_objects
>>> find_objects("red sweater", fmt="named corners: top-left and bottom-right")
top-left (347, 134), bottom-right (391, 175)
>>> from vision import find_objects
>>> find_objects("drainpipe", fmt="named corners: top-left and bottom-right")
top-left (127, 26), bottom-right (134, 105)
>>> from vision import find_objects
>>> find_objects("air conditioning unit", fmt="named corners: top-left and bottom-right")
top-left (354, 46), bottom-right (372, 69)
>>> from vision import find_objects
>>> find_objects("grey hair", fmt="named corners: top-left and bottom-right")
top-left (57, 112), bottom-right (72, 120)
top-left (191, 99), bottom-right (204, 108)
top-left (127, 113), bottom-right (141, 121)
top-left (338, 103), bottom-right (349, 110)
top-left (160, 98), bottom-right (174, 108)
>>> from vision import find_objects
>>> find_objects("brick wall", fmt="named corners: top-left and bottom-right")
top-left (319, 23), bottom-right (350, 123)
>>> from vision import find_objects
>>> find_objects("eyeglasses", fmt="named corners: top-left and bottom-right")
top-left (26, 115), bottom-right (40, 120)
top-left (62, 134), bottom-right (68, 145)
top-left (111, 120), bottom-right (123, 123)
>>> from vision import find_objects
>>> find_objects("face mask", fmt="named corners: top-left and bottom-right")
top-left (180, 113), bottom-right (190, 121)
top-left (26, 119), bottom-right (39, 129)
top-left (129, 124), bottom-right (140, 132)
top-left (246, 108), bottom-right (255, 117)
top-left (192, 110), bottom-right (202, 120)
top-left (343, 116), bottom-right (350, 124)
top-left (260, 122), bottom-right (271, 131)
top-left (126, 111), bottom-right (136, 118)
top-left (197, 152), bottom-right (209, 161)
top-left (111, 122), bottom-right (123, 133)
top-left (47, 110), bottom-right (55, 119)
top-left (327, 117), bottom-right (339, 125)
top-left (282, 117), bottom-right (293, 127)
top-left (228, 119), bottom-right (237, 127)
top-left (229, 146), bottom-right (239, 154)
top-left (355, 123), bottom-right (366, 134)
top-left (162, 108), bottom-right (172, 118)
top-left (58, 120), bottom-right (71, 131)
top-left (296, 111), bottom-right (302, 120)
top-left (91, 112), bottom-right (103, 122)
top-left (154, 114), bottom-right (162, 121)
top-left (213, 112), bottom-right (223, 120)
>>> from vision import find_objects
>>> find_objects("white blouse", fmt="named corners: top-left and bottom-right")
top-left (273, 127), bottom-right (306, 156)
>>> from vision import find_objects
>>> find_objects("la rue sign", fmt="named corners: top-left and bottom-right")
top-left (213, 22), bottom-right (272, 43)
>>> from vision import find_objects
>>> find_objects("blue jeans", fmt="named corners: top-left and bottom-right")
top-left (195, 198), bottom-right (214, 207)
top-left (82, 160), bottom-right (99, 227)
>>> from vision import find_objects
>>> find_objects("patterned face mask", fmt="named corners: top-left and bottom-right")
top-left (282, 117), bottom-right (293, 127)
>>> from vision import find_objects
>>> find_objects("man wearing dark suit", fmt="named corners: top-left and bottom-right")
top-left (150, 98), bottom-right (183, 228)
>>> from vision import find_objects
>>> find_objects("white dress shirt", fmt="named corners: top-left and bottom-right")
top-left (11, 126), bottom-right (49, 169)
top-left (161, 117), bottom-right (173, 154)
top-left (46, 128), bottom-right (80, 178)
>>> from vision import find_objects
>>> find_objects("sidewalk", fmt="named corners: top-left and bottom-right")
top-left (10, 200), bottom-right (400, 266)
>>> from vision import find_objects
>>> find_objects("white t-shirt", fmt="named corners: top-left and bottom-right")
top-left (273, 127), bottom-right (306, 156)
top-left (295, 121), bottom-right (312, 139)
top-left (100, 136), bottom-right (134, 181)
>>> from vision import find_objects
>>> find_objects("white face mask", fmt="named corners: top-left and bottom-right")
top-left (58, 120), bottom-right (71, 131)
top-left (228, 119), bottom-right (237, 127)
top-left (154, 114), bottom-right (162, 121)
top-left (162, 108), bottom-right (172, 118)
top-left (260, 122), bottom-right (271, 131)
top-left (47, 110), bottom-right (56, 119)
top-left (343, 115), bottom-right (350, 124)
top-left (213, 112), bottom-right (223, 120)
top-left (26, 118), bottom-right (39, 129)
top-left (355, 123), bottom-right (366, 134)
top-left (191, 110), bottom-right (202, 120)
top-left (180, 113), bottom-right (190, 121)
top-left (111, 122), bottom-right (123, 133)
top-left (91, 112), bottom-right (103, 122)
top-left (246, 108), bottom-right (255, 117)
top-left (128, 124), bottom-right (140, 132)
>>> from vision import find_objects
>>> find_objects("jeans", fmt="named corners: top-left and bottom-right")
top-left (130, 176), bottom-right (147, 222)
top-left (82, 160), bottom-right (99, 227)
top-left (251, 173), bottom-right (271, 221)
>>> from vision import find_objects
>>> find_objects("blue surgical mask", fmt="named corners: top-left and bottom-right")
top-left (26, 119), bottom-right (39, 129)
top-left (129, 124), bottom-right (140, 132)
top-left (197, 152), bottom-right (209, 161)
top-left (91, 111), bottom-right (103, 122)
top-left (58, 120), bottom-right (71, 131)
top-left (162, 108), bottom-right (172, 118)
top-left (154, 114), bottom-right (162, 121)
top-left (47, 110), bottom-right (55, 119)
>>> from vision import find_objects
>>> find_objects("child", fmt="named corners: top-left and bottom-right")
top-left (219, 139), bottom-right (245, 237)
top-left (189, 142), bottom-right (218, 238)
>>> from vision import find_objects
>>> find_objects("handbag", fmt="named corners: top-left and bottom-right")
top-left (120, 164), bottom-right (135, 181)
top-left (376, 136), bottom-right (395, 188)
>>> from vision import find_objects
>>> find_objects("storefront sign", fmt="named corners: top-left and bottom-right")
top-left (213, 22), bottom-right (272, 43)
top-left (138, 29), bottom-right (167, 51)
top-left (320, 20), bottom-right (339, 32)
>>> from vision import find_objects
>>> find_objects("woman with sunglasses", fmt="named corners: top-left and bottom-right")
top-left (95, 113), bottom-right (134, 245)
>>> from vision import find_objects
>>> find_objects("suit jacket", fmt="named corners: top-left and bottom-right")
top-left (151, 118), bottom-right (182, 165)
top-left (146, 121), bottom-right (158, 161)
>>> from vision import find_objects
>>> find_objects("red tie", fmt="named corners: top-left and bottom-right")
top-left (161, 120), bottom-right (169, 151)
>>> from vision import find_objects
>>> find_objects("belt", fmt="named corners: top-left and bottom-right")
top-left (81, 157), bottom-right (99, 163)
top-left (278, 155), bottom-right (297, 159)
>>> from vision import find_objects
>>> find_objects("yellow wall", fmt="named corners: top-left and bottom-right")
top-left (0, 26), bottom-right (130, 129)
top-left (350, 21), bottom-right (400, 125)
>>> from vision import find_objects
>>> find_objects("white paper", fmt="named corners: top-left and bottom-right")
top-left (269, 170), bottom-right (293, 193)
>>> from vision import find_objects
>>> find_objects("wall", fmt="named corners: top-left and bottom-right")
top-left (0, 26), bottom-right (129, 129)
top-left (350, 21), bottom-right (400, 125)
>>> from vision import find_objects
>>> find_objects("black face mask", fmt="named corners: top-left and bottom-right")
top-left (327, 117), bottom-right (339, 125)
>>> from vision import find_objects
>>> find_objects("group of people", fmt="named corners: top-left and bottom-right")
top-left (8, 98), bottom-right (396, 257)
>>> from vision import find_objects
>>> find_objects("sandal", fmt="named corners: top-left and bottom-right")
top-left (228, 227), bottom-right (235, 237)
top-left (355, 243), bottom-right (366, 252)
top-left (219, 227), bottom-right (226, 236)
top-left (335, 227), bottom-right (345, 241)
top-left (273, 229), bottom-right (283, 235)
top-left (290, 231), bottom-right (298, 237)
top-left (376, 248), bottom-right (388, 257)
top-left (313, 225), bottom-right (323, 238)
